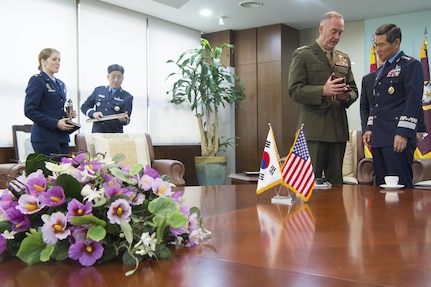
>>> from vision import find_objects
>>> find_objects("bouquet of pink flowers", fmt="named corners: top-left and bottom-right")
top-left (0, 153), bottom-right (210, 276)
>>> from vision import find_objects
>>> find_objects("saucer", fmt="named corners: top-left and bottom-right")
top-left (379, 184), bottom-right (404, 190)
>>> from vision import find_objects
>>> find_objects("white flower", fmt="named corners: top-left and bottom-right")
top-left (134, 232), bottom-right (157, 257)
top-left (81, 185), bottom-right (105, 203)
top-left (45, 161), bottom-right (75, 176)
top-left (2, 230), bottom-right (17, 239)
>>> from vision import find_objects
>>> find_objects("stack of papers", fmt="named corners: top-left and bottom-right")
top-left (314, 181), bottom-right (332, 190)
top-left (414, 180), bottom-right (431, 190)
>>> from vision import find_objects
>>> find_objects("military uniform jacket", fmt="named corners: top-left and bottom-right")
top-left (288, 41), bottom-right (358, 142)
top-left (81, 86), bottom-right (133, 133)
top-left (366, 51), bottom-right (423, 147)
top-left (24, 71), bottom-right (69, 143)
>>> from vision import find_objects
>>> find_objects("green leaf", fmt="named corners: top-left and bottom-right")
top-left (70, 215), bottom-right (107, 227)
top-left (55, 174), bottom-right (83, 200)
top-left (129, 164), bottom-right (143, 176)
top-left (87, 225), bottom-right (106, 242)
top-left (120, 220), bottom-right (133, 245)
top-left (110, 167), bottom-right (138, 185)
top-left (112, 153), bottom-right (126, 163)
top-left (167, 211), bottom-right (188, 229)
top-left (156, 244), bottom-right (172, 259)
top-left (25, 153), bottom-right (51, 177)
top-left (148, 196), bottom-right (179, 215)
top-left (51, 240), bottom-right (69, 261)
top-left (40, 244), bottom-right (55, 262)
top-left (16, 232), bottom-right (46, 265)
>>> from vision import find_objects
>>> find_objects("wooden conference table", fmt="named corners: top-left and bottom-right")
top-left (2, 184), bottom-right (431, 287)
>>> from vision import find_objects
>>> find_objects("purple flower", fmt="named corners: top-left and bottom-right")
top-left (41, 212), bottom-right (70, 244)
top-left (107, 199), bottom-right (131, 224)
top-left (0, 235), bottom-right (6, 255)
top-left (26, 170), bottom-right (47, 195)
top-left (69, 240), bottom-right (104, 266)
top-left (144, 165), bottom-right (159, 179)
top-left (7, 207), bottom-right (31, 232)
top-left (0, 190), bottom-right (14, 217)
top-left (102, 174), bottom-right (121, 190)
top-left (66, 198), bottom-right (92, 221)
top-left (62, 153), bottom-right (87, 165)
top-left (152, 178), bottom-right (173, 197)
top-left (139, 174), bottom-right (154, 191)
top-left (41, 186), bottom-right (66, 207)
top-left (70, 226), bottom-right (90, 243)
top-left (105, 186), bottom-right (133, 199)
top-left (131, 192), bottom-right (145, 205)
top-left (16, 194), bottom-right (44, 214)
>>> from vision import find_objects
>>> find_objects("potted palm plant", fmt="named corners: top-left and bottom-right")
top-left (167, 38), bottom-right (246, 185)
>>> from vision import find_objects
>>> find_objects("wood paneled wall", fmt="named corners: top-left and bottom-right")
top-left (204, 24), bottom-right (301, 174)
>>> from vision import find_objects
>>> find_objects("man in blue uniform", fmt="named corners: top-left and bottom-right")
top-left (362, 24), bottom-right (424, 188)
top-left (81, 64), bottom-right (133, 133)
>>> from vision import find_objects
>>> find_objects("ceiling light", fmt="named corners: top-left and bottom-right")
top-left (200, 9), bottom-right (212, 16)
top-left (239, 1), bottom-right (263, 8)
top-left (219, 17), bottom-right (225, 25)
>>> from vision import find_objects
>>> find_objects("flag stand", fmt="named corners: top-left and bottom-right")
top-left (271, 184), bottom-right (296, 205)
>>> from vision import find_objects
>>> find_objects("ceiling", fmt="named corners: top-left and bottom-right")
top-left (100, 0), bottom-right (431, 34)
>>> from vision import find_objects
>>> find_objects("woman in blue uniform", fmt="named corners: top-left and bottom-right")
top-left (24, 48), bottom-right (77, 159)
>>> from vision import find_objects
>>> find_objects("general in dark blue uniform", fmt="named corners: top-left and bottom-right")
top-left (363, 24), bottom-right (424, 188)
top-left (81, 64), bottom-right (133, 133)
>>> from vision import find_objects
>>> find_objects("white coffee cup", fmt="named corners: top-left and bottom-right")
top-left (384, 176), bottom-right (399, 186)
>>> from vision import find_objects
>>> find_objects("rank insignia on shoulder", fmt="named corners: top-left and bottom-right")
top-left (401, 55), bottom-right (412, 61)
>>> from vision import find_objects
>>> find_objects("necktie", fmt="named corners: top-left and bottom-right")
top-left (326, 51), bottom-right (332, 64)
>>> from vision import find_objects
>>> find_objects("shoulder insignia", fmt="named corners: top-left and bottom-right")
top-left (401, 55), bottom-right (412, 61)
top-left (34, 73), bottom-right (40, 76)
top-left (297, 45), bottom-right (308, 51)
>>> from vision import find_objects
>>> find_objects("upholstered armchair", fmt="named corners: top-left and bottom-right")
top-left (0, 125), bottom-right (32, 189)
top-left (75, 133), bottom-right (186, 187)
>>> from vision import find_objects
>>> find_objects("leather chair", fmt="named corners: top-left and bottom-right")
top-left (357, 131), bottom-right (431, 185)
top-left (0, 125), bottom-right (32, 189)
top-left (75, 133), bottom-right (186, 187)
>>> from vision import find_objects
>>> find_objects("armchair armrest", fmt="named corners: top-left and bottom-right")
top-left (412, 158), bottom-right (431, 184)
top-left (0, 163), bottom-right (26, 189)
top-left (357, 158), bottom-right (374, 185)
top-left (152, 159), bottom-right (185, 187)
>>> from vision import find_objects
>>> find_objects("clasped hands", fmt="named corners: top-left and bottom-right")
top-left (323, 73), bottom-right (351, 101)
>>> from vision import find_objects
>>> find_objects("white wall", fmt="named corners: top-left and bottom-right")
top-left (78, 0), bottom-right (148, 136)
top-left (0, 0), bottom-right (78, 146)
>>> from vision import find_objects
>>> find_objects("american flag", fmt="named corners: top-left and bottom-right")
top-left (281, 128), bottom-right (315, 201)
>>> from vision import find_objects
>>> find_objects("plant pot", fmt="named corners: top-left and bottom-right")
top-left (194, 156), bottom-right (227, 186)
